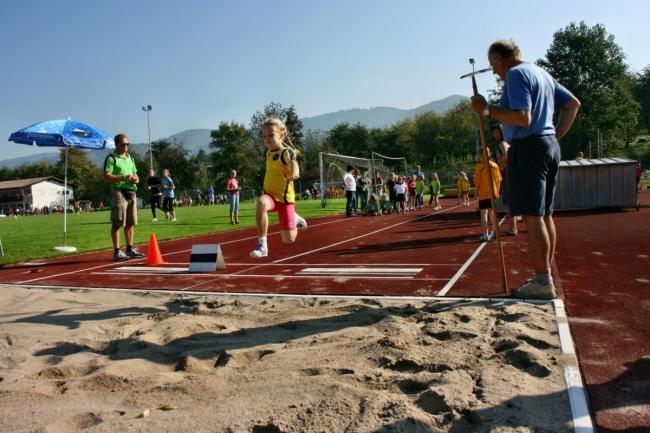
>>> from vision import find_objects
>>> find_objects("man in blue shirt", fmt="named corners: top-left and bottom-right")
top-left (471, 39), bottom-right (581, 300)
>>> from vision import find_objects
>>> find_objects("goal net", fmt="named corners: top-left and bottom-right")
top-left (316, 152), bottom-right (411, 208)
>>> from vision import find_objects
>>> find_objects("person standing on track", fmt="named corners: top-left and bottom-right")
top-left (250, 118), bottom-right (307, 258)
top-left (103, 133), bottom-right (145, 262)
top-left (429, 172), bottom-right (441, 209)
top-left (474, 147), bottom-right (502, 242)
top-left (471, 38), bottom-right (580, 299)
top-left (343, 165), bottom-right (357, 217)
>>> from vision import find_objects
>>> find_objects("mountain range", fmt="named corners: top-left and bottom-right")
top-left (1, 95), bottom-right (467, 169)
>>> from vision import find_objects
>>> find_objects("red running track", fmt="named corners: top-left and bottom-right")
top-left (1, 193), bottom-right (648, 431)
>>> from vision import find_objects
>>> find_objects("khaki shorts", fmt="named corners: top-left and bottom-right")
top-left (111, 189), bottom-right (138, 228)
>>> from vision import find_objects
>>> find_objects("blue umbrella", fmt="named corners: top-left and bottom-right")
top-left (9, 119), bottom-right (115, 253)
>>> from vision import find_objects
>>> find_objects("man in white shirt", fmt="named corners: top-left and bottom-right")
top-left (343, 165), bottom-right (357, 217)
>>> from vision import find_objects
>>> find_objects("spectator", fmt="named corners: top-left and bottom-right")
top-left (429, 172), bottom-right (441, 210)
top-left (147, 168), bottom-right (163, 221)
top-left (226, 169), bottom-right (240, 224)
top-left (474, 148), bottom-right (502, 242)
top-left (343, 165), bottom-right (357, 217)
top-left (161, 168), bottom-right (177, 221)
top-left (103, 133), bottom-right (145, 261)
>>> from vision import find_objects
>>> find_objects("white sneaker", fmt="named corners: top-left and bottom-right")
top-left (250, 244), bottom-right (268, 258)
top-left (171, 217), bottom-right (177, 222)
top-left (296, 217), bottom-right (308, 230)
top-left (152, 218), bottom-right (158, 222)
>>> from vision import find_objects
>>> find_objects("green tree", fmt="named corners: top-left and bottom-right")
top-left (209, 122), bottom-right (258, 194)
top-left (150, 140), bottom-right (193, 195)
top-left (537, 22), bottom-right (639, 157)
top-left (632, 65), bottom-right (650, 133)
top-left (54, 148), bottom-right (104, 201)
top-left (284, 105), bottom-right (304, 151)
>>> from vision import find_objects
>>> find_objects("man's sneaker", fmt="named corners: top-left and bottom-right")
top-left (113, 250), bottom-right (129, 262)
top-left (152, 218), bottom-right (158, 222)
top-left (479, 234), bottom-right (490, 242)
top-left (511, 279), bottom-right (557, 300)
top-left (171, 217), bottom-right (177, 222)
top-left (296, 217), bottom-right (308, 230)
top-left (250, 244), bottom-right (268, 258)
top-left (126, 248), bottom-right (145, 259)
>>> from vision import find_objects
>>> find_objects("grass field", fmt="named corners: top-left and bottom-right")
top-left (0, 198), bottom-right (347, 265)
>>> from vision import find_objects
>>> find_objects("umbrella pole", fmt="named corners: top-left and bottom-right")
top-left (53, 144), bottom-right (76, 253)
top-left (63, 144), bottom-right (68, 246)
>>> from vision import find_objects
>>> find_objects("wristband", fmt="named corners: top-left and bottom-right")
top-left (483, 105), bottom-right (490, 117)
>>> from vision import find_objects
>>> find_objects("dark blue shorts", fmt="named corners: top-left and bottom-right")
top-left (507, 135), bottom-right (561, 216)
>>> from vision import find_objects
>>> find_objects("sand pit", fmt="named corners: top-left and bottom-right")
top-left (0, 286), bottom-right (574, 432)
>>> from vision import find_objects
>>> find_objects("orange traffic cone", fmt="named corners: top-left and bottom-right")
top-left (147, 233), bottom-right (165, 266)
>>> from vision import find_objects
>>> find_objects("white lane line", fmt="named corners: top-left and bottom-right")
top-left (436, 242), bottom-right (488, 296)
top-left (15, 260), bottom-right (145, 284)
top-left (554, 299), bottom-right (595, 433)
top-left (94, 272), bottom-right (447, 281)
top-left (436, 215), bottom-right (507, 297)
top-left (296, 267), bottom-right (422, 276)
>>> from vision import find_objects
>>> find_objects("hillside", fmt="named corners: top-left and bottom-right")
top-left (0, 96), bottom-right (467, 168)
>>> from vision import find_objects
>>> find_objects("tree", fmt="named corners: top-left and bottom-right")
top-left (284, 105), bottom-right (304, 151)
top-left (209, 122), bottom-right (258, 194)
top-left (150, 140), bottom-right (193, 195)
top-left (537, 22), bottom-right (639, 157)
top-left (632, 65), bottom-right (650, 133)
top-left (54, 148), bottom-right (104, 201)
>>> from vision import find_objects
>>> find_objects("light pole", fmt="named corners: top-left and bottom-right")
top-left (141, 104), bottom-right (153, 170)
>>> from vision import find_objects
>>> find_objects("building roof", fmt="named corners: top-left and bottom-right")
top-left (0, 176), bottom-right (66, 189)
top-left (560, 157), bottom-right (636, 167)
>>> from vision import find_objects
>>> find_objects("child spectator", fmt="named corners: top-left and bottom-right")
top-left (364, 194), bottom-right (381, 216)
top-left (429, 172), bottom-right (441, 209)
top-left (474, 149), bottom-right (502, 241)
top-left (379, 193), bottom-right (392, 214)
top-left (407, 175), bottom-right (417, 211)
top-left (456, 171), bottom-right (470, 206)
top-left (415, 175), bottom-right (425, 210)
top-left (393, 176), bottom-right (407, 213)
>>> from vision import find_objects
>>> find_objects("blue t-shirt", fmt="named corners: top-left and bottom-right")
top-left (499, 62), bottom-right (574, 141)
top-left (161, 176), bottom-right (175, 198)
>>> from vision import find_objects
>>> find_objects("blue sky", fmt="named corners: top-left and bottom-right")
top-left (1, 0), bottom-right (648, 161)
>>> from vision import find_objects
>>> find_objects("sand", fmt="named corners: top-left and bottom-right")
top-left (0, 286), bottom-right (575, 433)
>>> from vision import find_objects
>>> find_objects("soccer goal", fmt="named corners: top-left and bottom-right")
top-left (317, 152), bottom-right (412, 208)
top-left (317, 152), bottom-right (375, 208)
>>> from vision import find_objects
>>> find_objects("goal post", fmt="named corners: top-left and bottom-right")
top-left (318, 152), bottom-right (374, 208)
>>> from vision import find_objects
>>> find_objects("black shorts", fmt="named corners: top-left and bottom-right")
top-left (396, 193), bottom-right (405, 203)
top-left (508, 135), bottom-right (560, 216)
top-left (478, 199), bottom-right (492, 210)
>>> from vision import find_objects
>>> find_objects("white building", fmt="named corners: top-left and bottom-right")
top-left (0, 177), bottom-right (74, 214)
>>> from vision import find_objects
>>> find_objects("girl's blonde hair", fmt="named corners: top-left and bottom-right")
top-left (262, 117), bottom-right (300, 154)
